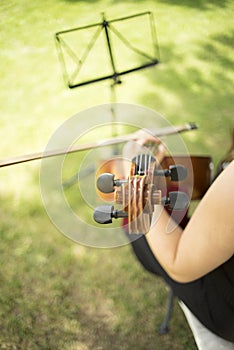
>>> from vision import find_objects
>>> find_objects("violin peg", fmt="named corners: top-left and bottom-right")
top-left (93, 205), bottom-right (114, 224)
top-left (154, 165), bottom-right (188, 181)
top-left (97, 172), bottom-right (128, 193)
top-left (93, 205), bottom-right (128, 224)
top-left (97, 173), bottom-right (115, 193)
top-left (162, 191), bottom-right (189, 210)
top-left (169, 165), bottom-right (188, 181)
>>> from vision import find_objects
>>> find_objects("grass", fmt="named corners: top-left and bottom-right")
top-left (0, 0), bottom-right (233, 349)
top-left (0, 198), bottom-right (196, 350)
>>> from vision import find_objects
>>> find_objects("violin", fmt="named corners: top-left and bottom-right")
top-left (93, 123), bottom-right (212, 234)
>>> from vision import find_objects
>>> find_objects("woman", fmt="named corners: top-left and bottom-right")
top-left (125, 130), bottom-right (234, 349)
top-left (147, 161), bottom-right (234, 345)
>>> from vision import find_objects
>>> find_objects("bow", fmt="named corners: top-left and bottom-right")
top-left (0, 123), bottom-right (197, 168)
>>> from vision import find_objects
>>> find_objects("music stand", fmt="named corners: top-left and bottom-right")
top-left (55, 11), bottom-right (160, 187)
top-left (55, 11), bottom-right (159, 90)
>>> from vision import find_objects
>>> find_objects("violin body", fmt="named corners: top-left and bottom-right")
top-left (160, 155), bottom-right (212, 200)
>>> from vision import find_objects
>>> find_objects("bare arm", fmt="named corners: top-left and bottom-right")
top-left (146, 160), bottom-right (234, 283)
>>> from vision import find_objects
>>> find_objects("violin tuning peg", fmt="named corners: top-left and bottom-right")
top-left (162, 191), bottom-right (189, 210)
top-left (97, 173), bottom-right (115, 193)
top-left (94, 205), bottom-right (114, 224)
top-left (169, 165), bottom-right (188, 181)
top-left (97, 173), bottom-right (128, 193)
top-left (155, 165), bottom-right (187, 181)
top-left (93, 205), bottom-right (128, 224)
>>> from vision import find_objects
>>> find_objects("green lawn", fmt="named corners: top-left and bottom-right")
top-left (0, 0), bottom-right (233, 349)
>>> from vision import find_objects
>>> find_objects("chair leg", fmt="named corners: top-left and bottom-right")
top-left (159, 288), bottom-right (174, 334)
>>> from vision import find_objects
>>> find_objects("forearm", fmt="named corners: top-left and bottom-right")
top-left (146, 206), bottom-right (184, 281)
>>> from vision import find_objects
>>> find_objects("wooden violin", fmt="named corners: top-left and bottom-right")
top-left (93, 123), bottom-right (212, 234)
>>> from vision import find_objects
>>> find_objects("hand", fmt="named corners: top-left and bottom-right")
top-left (132, 129), bottom-right (161, 146)
top-left (123, 129), bottom-right (166, 171)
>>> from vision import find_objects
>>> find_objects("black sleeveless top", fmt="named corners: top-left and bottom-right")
top-left (130, 235), bottom-right (234, 342)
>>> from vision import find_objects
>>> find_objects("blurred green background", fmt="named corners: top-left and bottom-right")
top-left (0, 0), bottom-right (233, 349)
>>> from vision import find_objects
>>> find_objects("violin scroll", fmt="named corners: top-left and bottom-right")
top-left (94, 160), bottom-right (189, 234)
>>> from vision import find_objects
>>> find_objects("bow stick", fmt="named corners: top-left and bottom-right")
top-left (0, 122), bottom-right (197, 168)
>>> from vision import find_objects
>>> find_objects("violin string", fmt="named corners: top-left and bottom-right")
top-left (148, 154), bottom-right (152, 174)
top-left (136, 154), bottom-right (139, 175)
top-left (135, 143), bottom-right (156, 176)
top-left (139, 153), bottom-right (143, 175)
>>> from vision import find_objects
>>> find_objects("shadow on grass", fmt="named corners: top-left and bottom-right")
top-left (61, 0), bottom-right (229, 8)
top-left (156, 0), bottom-right (229, 9)
top-left (60, 0), bottom-right (104, 3)
top-left (0, 193), bottom-right (196, 349)
top-left (0, 260), bottom-right (195, 350)
top-left (139, 30), bottom-right (234, 161)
